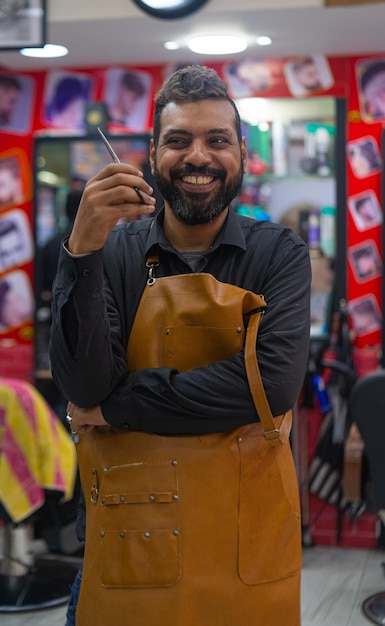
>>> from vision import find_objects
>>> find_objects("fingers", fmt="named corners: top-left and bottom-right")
top-left (92, 163), bottom-right (154, 202)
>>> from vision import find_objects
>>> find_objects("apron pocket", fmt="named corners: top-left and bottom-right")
top-left (94, 460), bottom-right (181, 588)
top-left (100, 528), bottom-right (181, 588)
top-left (237, 435), bottom-right (302, 585)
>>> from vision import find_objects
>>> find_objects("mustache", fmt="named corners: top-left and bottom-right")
top-left (170, 165), bottom-right (226, 181)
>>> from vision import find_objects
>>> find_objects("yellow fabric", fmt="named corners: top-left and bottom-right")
top-left (0, 377), bottom-right (77, 523)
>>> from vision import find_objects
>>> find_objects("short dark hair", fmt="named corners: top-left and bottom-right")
top-left (360, 60), bottom-right (385, 92)
top-left (153, 65), bottom-right (242, 147)
top-left (0, 74), bottom-right (21, 91)
top-left (355, 196), bottom-right (372, 213)
top-left (48, 76), bottom-right (88, 116)
top-left (0, 280), bottom-right (11, 325)
top-left (120, 71), bottom-right (146, 98)
top-left (0, 218), bottom-right (18, 239)
top-left (292, 57), bottom-right (315, 74)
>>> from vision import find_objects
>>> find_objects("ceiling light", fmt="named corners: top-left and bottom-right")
top-left (188, 35), bottom-right (247, 55)
top-left (256, 36), bottom-right (272, 46)
top-left (164, 41), bottom-right (180, 50)
top-left (20, 44), bottom-right (69, 58)
top-left (132, 0), bottom-right (209, 19)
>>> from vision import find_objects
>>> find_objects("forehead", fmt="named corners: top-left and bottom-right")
top-left (158, 99), bottom-right (238, 136)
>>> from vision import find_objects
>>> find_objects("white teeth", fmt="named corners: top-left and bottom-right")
top-left (182, 175), bottom-right (214, 185)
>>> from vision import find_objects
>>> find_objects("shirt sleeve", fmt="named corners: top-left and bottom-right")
top-left (100, 236), bottom-right (311, 434)
top-left (49, 245), bottom-right (130, 407)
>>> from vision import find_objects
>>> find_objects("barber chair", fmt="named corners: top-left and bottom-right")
top-left (0, 498), bottom-right (82, 612)
top-left (0, 377), bottom-right (81, 612)
top-left (349, 369), bottom-right (385, 625)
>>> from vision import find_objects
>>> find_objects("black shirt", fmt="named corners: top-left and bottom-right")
top-left (50, 207), bottom-right (311, 435)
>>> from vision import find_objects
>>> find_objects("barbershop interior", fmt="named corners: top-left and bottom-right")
top-left (0, 0), bottom-right (385, 624)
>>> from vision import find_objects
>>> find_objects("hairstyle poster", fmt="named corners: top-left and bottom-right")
top-left (346, 136), bottom-right (383, 179)
top-left (356, 57), bottom-right (385, 123)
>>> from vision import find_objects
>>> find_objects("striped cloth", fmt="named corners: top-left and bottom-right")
top-left (0, 377), bottom-right (77, 523)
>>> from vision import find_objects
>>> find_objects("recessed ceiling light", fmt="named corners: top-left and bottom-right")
top-left (164, 41), bottom-right (180, 50)
top-left (256, 36), bottom-right (272, 46)
top-left (188, 35), bottom-right (247, 55)
top-left (20, 44), bottom-right (69, 58)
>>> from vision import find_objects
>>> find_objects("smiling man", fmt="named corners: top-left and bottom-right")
top-left (50, 65), bottom-right (311, 626)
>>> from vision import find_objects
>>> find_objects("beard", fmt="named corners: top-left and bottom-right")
top-left (153, 159), bottom-right (244, 226)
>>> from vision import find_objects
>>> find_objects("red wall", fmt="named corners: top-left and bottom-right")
top-left (0, 55), bottom-right (383, 379)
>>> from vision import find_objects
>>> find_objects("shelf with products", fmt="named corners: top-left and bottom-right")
top-left (236, 96), bottom-right (338, 339)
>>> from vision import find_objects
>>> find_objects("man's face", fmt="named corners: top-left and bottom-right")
top-left (363, 70), bottom-right (385, 118)
top-left (0, 86), bottom-right (19, 124)
top-left (236, 61), bottom-right (270, 91)
top-left (295, 62), bottom-right (320, 90)
top-left (357, 198), bottom-right (377, 222)
top-left (0, 168), bottom-right (21, 205)
top-left (119, 88), bottom-right (140, 116)
top-left (150, 99), bottom-right (246, 225)
top-left (0, 228), bottom-right (24, 270)
top-left (1, 287), bottom-right (32, 328)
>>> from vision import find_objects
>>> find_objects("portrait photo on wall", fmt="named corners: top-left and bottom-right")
top-left (348, 294), bottom-right (382, 337)
top-left (283, 54), bottom-right (334, 97)
top-left (346, 136), bottom-right (383, 179)
top-left (348, 190), bottom-right (383, 232)
top-left (0, 270), bottom-right (34, 333)
top-left (223, 58), bottom-right (273, 98)
top-left (43, 71), bottom-right (93, 131)
top-left (0, 210), bottom-right (34, 273)
top-left (348, 240), bottom-right (383, 283)
top-left (356, 57), bottom-right (385, 122)
top-left (0, 73), bottom-right (35, 134)
top-left (103, 68), bottom-right (153, 131)
top-left (0, 152), bottom-right (30, 210)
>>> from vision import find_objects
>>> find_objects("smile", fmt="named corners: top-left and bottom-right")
top-left (181, 175), bottom-right (215, 185)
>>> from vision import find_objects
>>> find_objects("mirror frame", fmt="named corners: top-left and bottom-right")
top-left (131, 0), bottom-right (209, 20)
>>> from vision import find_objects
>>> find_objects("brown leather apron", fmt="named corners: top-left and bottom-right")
top-left (75, 264), bottom-right (302, 626)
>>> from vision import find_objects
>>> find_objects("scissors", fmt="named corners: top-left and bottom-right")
top-left (97, 127), bottom-right (145, 204)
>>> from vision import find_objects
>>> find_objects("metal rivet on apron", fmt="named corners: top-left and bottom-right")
top-left (144, 531), bottom-right (151, 538)
top-left (101, 497), bottom-right (106, 504)
top-left (120, 496), bottom-right (125, 503)
top-left (120, 531), bottom-right (125, 539)
top-left (100, 531), bottom-right (105, 538)
top-left (165, 328), bottom-right (170, 335)
top-left (103, 467), bottom-right (109, 473)
top-left (238, 437), bottom-right (242, 443)
top-left (173, 495), bottom-right (179, 501)
top-left (236, 327), bottom-right (242, 333)
top-left (173, 530), bottom-right (180, 536)
top-left (73, 434), bottom-right (80, 444)
top-left (171, 460), bottom-right (177, 466)
top-left (149, 495), bottom-right (155, 502)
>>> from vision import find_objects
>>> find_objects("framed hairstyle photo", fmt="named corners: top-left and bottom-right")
top-left (0, 0), bottom-right (46, 51)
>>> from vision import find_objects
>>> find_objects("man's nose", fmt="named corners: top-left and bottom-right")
top-left (183, 140), bottom-right (211, 166)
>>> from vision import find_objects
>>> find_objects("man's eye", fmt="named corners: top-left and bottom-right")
top-left (210, 137), bottom-right (228, 144)
top-left (167, 138), bottom-right (186, 146)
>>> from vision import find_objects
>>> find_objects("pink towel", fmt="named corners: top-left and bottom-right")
top-left (0, 377), bottom-right (77, 523)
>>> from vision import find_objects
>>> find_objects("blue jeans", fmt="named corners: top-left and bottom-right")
top-left (65, 566), bottom-right (82, 626)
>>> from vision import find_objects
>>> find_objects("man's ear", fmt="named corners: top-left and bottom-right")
top-left (241, 137), bottom-right (248, 174)
top-left (149, 138), bottom-right (155, 175)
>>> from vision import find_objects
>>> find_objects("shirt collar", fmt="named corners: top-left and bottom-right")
top-left (145, 206), bottom-right (247, 256)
